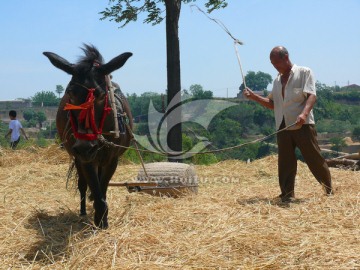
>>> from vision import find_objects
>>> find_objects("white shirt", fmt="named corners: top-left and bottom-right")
top-left (268, 64), bottom-right (316, 130)
top-left (9, 119), bottom-right (23, 142)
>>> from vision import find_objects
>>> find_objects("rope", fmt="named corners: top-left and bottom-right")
top-left (190, 5), bottom-right (243, 45)
top-left (97, 122), bottom-right (298, 156)
top-left (191, 5), bottom-right (247, 90)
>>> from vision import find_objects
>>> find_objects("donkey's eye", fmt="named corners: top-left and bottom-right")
top-left (66, 88), bottom-right (74, 97)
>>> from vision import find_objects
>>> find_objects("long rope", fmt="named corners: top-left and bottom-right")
top-left (98, 122), bottom-right (298, 156)
top-left (190, 5), bottom-right (243, 45)
top-left (191, 4), bottom-right (247, 88)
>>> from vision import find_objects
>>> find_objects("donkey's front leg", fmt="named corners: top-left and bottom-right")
top-left (81, 163), bottom-right (108, 229)
top-left (78, 179), bottom-right (87, 216)
top-left (75, 159), bottom-right (88, 216)
top-left (99, 157), bottom-right (119, 201)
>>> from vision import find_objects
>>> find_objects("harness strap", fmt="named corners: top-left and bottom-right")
top-left (64, 88), bottom-right (112, 141)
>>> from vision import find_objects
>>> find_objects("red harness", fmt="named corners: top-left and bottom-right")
top-left (64, 88), bottom-right (112, 140)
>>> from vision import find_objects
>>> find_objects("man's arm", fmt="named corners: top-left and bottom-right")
top-left (243, 87), bottom-right (274, 110)
top-left (297, 93), bottom-right (316, 126)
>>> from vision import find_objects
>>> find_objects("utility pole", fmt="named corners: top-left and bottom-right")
top-left (49, 118), bottom-right (52, 138)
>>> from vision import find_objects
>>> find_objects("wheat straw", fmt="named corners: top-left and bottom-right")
top-left (0, 146), bottom-right (359, 269)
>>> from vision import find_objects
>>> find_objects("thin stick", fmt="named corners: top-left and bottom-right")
top-left (106, 75), bottom-right (120, 138)
top-left (37, 217), bottom-right (45, 237)
top-left (108, 182), bottom-right (158, 187)
top-left (132, 140), bottom-right (149, 179)
top-left (234, 41), bottom-right (247, 89)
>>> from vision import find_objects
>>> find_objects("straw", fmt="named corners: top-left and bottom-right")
top-left (0, 146), bottom-right (359, 269)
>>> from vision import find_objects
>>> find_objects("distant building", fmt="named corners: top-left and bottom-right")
top-left (0, 99), bottom-right (32, 110)
top-left (0, 99), bottom-right (57, 123)
top-left (341, 84), bottom-right (360, 91)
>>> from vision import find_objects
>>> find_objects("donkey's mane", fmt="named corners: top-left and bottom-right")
top-left (75, 44), bottom-right (104, 73)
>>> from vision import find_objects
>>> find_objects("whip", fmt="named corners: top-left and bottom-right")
top-left (191, 5), bottom-right (247, 88)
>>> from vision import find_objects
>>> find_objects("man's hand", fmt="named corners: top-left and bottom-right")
top-left (243, 87), bottom-right (275, 110)
top-left (296, 93), bottom-right (316, 127)
top-left (243, 87), bottom-right (254, 99)
top-left (296, 113), bottom-right (308, 127)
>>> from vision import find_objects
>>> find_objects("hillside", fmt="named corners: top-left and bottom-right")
top-left (1, 146), bottom-right (360, 269)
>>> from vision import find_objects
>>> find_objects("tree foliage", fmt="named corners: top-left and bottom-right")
top-left (330, 137), bottom-right (347, 152)
top-left (23, 109), bottom-right (47, 128)
top-left (353, 126), bottom-right (360, 141)
top-left (100, 0), bottom-right (228, 27)
top-left (188, 84), bottom-right (213, 99)
top-left (127, 92), bottom-right (164, 124)
top-left (31, 91), bottom-right (59, 106)
top-left (333, 90), bottom-right (360, 102)
top-left (55, 85), bottom-right (64, 98)
top-left (239, 71), bottom-right (273, 91)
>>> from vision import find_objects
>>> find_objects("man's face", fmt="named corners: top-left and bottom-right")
top-left (270, 54), bottom-right (288, 74)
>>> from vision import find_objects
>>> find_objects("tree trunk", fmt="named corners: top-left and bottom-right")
top-left (326, 158), bottom-right (360, 170)
top-left (165, 0), bottom-right (182, 162)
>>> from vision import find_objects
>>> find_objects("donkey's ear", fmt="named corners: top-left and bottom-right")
top-left (43, 52), bottom-right (74, 75)
top-left (99, 52), bottom-right (132, 75)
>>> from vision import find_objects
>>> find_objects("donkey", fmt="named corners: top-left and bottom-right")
top-left (43, 44), bottom-right (133, 228)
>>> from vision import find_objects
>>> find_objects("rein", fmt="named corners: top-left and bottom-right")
top-left (97, 122), bottom-right (298, 156)
top-left (64, 84), bottom-right (112, 141)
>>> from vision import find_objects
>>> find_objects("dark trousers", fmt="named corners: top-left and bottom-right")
top-left (277, 122), bottom-right (332, 199)
top-left (10, 137), bottom-right (20, 149)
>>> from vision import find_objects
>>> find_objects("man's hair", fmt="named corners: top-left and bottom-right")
top-left (9, 110), bottom-right (17, 117)
top-left (271, 46), bottom-right (289, 59)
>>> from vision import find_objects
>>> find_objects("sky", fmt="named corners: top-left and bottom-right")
top-left (1, 0), bottom-right (359, 101)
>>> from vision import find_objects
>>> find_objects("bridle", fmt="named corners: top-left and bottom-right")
top-left (63, 77), bottom-right (112, 141)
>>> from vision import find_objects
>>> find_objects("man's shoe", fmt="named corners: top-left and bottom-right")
top-left (281, 196), bottom-right (295, 203)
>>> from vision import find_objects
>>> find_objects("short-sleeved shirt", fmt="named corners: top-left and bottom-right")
top-left (9, 119), bottom-right (23, 142)
top-left (268, 64), bottom-right (316, 131)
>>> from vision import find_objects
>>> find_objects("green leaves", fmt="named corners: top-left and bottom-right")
top-left (205, 0), bottom-right (228, 13)
top-left (23, 109), bottom-right (47, 128)
top-left (31, 91), bottom-right (59, 107)
top-left (239, 71), bottom-right (273, 92)
top-left (100, 0), bottom-right (228, 26)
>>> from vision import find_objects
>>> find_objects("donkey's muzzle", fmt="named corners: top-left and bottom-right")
top-left (72, 139), bottom-right (99, 162)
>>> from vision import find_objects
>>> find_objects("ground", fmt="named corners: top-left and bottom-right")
top-left (1, 145), bottom-right (360, 269)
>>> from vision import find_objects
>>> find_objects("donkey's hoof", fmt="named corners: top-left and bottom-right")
top-left (94, 219), bottom-right (108, 229)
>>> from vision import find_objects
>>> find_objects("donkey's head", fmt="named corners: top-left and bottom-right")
top-left (43, 44), bottom-right (132, 162)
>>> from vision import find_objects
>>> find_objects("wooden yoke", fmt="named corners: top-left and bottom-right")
top-left (105, 75), bottom-right (120, 138)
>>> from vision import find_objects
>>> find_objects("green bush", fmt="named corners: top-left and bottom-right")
top-left (353, 126), bottom-right (360, 141)
top-left (192, 152), bottom-right (218, 165)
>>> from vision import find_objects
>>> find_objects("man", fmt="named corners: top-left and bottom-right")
top-left (243, 46), bottom-right (333, 202)
top-left (5, 110), bottom-right (28, 149)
